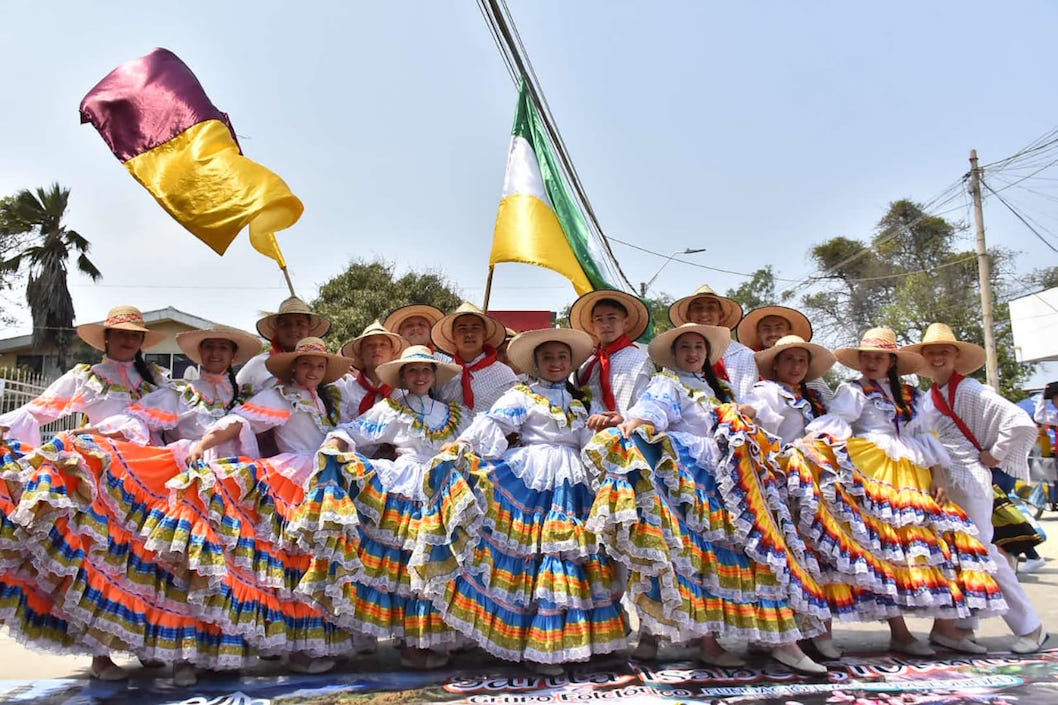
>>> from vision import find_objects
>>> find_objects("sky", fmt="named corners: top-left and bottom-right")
top-left (2, 1), bottom-right (1058, 382)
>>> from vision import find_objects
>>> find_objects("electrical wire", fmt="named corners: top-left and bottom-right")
top-left (979, 176), bottom-right (1058, 254)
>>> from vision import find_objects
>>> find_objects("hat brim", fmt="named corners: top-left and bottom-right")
top-left (834, 347), bottom-right (923, 376)
top-left (569, 290), bottom-right (650, 342)
top-left (647, 324), bottom-right (731, 372)
top-left (76, 322), bottom-right (166, 352)
top-left (265, 349), bottom-right (351, 385)
top-left (177, 328), bottom-right (264, 367)
top-left (735, 306), bottom-right (813, 351)
top-left (383, 304), bottom-right (446, 335)
top-left (755, 340), bottom-right (835, 382)
top-left (506, 328), bottom-right (595, 378)
top-left (668, 294), bottom-right (743, 329)
top-left (340, 330), bottom-right (408, 365)
top-left (375, 355), bottom-right (461, 389)
top-left (902, 340), bottom-right (987, 376)
top-left (431, 310), bottom-right (507, 355)
top-left (256, 312), bottom-right (330, 340)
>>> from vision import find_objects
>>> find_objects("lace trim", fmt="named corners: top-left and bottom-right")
top-left (515, 384), bottom-right (588, 428)
top-left (384, 397), bottom-right (463, 442)
top-left (276, 384), bottom-right (339, 434)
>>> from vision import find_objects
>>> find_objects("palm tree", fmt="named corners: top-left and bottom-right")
top-left (0, 184), bottom-right (102, 368)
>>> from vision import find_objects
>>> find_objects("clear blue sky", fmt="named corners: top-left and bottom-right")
top-left (2, 1), bottom-right (1057, 357)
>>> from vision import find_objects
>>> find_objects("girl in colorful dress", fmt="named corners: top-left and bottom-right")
top-left (416, 328), bottom-right (626, 676)
top-left (0, 307), bottom-right (260, 684)
top-left (569, 290), bottom-right (655, 431)
top-left (907, 323), bottom-right (1047, 654)
top-left (434, 302), bottom-right (518, 414)
top-left (586, 322), bottom-right (830, 675)
top-left (317, 345), bottom-right (468, 670)
top-left (807, 328), bottom-right (1007, 655)
top-left (187, 336), bottom-right (359, 675)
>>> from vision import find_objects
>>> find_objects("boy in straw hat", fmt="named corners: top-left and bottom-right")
top-left (384, 303), bottom-right (453, 363)
top-left (569, 289), bottom-right (655, 430)
top-left (432, 302), bottom-right (517, 413)
top-left (0, 305), bottom-right (169, 448)
top-left (669, 284), bottom-right (758, 401)
top-left (909, 323), bottom-right (1048, 654)
top-left (235, 295), bottom-right (330, 395)
top-left (334, 320), bottom-right (407, 419)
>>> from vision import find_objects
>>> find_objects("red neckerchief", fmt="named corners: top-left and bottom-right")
top-left (357, 371), bottom-right (393, 415)
top-left (455, 345), bottom-right (498, 410)
top-left (929, 372), bottom-right (982, 450)
top-left (578, 336), bottom-right (636, 412)
top-left (712, 356), bottom-right (730, 382)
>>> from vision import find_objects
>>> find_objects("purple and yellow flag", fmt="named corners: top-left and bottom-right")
top-left (79, 48), bottom-right (301, 266)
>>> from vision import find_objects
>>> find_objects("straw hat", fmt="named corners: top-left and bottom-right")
top-left (901, 323), bottom-right (986, 376)
top-left (256, 296), bottom-right (330, 340)
top-left (668, 284), bottom-right (744, 329)
top-left (569, 289), bottom-right (650, 342)
top-left (647, 323), bottom-right (731, 371)
top-left (506, 328), bottom-right (595, 378)
top-left (431, 302), bottom-right (507, 355)
top-left (835, 327), bottom-right (923, 375)
top-left (383, 304), bottom-right (446, 336)
top-left (736, 306), bottom-right (813, 351)
top-left (340, 320), bottom-right (408, 365)
top-left (754, 335), bottom-right (835, 382)
top-left (375, 345), bottom-right (461, 389)
top-left (265, 337), bottom-right (350, 385)
top-left (77, 305), bottom-right (166, 352)
top-left (177, 325), bottom-right (263, 367)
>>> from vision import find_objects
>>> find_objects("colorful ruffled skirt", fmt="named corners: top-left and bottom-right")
top-left (413, 444), bottom-right (627, 664)
top-left (1, 433), bottom-right (355, 666)
top-left (293, 450), bottom-right (459, 650)
top-left (584, 405), bottom-right (829, 646)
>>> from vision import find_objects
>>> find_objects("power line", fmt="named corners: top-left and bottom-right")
top-left (979, 175), bottom-right (1058, 254)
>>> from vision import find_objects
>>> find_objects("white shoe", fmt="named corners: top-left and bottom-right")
top-left (812, 637), bottom-right (843, 660)
top-left (287, 653), bottom-right (336, 674)
top-left (399, 649), bottom-right (448, 670)
top-left (173, 662), bottom-right (197, 687)
top-left (1010, 629), bottom-right (1049, 654)
top-left (929, 633), bottom-right (986, 655)
top-left (890, 638), bottom-right (936, 657)
top-left (698, 648), bottom-right (746, 667)
top-left (89, 656), bottom-right (129, 681)
top-left (772, 647), bottom-right (828, 675)
top-left (528, 661), bottom-right (565, 676)
top-left (1019, 557), bottom-right (1047, 574)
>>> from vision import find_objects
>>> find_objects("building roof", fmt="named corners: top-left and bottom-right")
top-left (0, 307), bottom-right (223, 353)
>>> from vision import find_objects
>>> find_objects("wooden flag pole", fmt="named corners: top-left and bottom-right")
top-left (280, 265), bottom-right (297, 298)
top-left (482, 265), bottom-right (496, 312)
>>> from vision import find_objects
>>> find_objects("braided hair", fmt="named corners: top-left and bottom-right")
top-left (319, 384), bottom-right (340, 425)
top-left (133, 350), bottom-right (158, 388)
top-left (886, 354), bottom-right (913, 424)
top-left (226, 368), bottom-right (240, 412)
top-left (798, 381), bottom-right (827, 418)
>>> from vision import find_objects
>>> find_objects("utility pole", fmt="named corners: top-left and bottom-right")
top-left (968, 149), bottom-right (999, 388)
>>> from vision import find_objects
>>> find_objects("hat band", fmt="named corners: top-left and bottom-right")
top-left (860, 337), bottom-right (897, 350)
top-left (106, 312), bottom-right (146, 327)
top-left (296, 343), bottom-right (329, 354)
top-left (402, 353), bottom-right (436, 363)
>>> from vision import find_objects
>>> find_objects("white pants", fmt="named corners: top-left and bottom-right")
top-left (947, 479), bottom-right (1041, 636)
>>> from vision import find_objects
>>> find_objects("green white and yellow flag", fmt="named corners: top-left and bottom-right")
top-left (489, 81), bottom-right (613, 295)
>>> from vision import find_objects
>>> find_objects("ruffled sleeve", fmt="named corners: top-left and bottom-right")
top-left (625, 374), bottom-right (684, 433)
top-left (0, 366), bottom-right (89, 446)
top-left (743, 381), bottom-right (787, 438)
top-left (325, 399), bottom-right (401, 454)
top-left (458, 387), bottom-right (529, 458)
top-left (804, 381), bottom-right (860, 440)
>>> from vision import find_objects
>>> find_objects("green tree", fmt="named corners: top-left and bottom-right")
top-left (312, 258), bottom-right (462, 348)
top-left (801, 198), bottom-right (1032, 397)
top-left (726, 266), bottom-right (778, 310)
top-left (0, 184), bottom-right (102, 367)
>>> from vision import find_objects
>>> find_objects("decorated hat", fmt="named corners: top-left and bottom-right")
top-left (736, 305), bottom-right (813, 351)
top-left (506, 328), bottom-right (595, 378)
top-left (569, 289), bottom-right (651, 342)
top-left (835, 327), bottom-right (923, 375)
top-left (340, 320), bottom-right (408, 365)
top-left (901, 323), bottom-right (986, 376)
top-left (256, 296), bottom-right (330, 340)
top-left (77, 305), bottom-right (166, 352)
top-left (668, 284), bottom-right (744, 329)
top-left (176, 325), bottom-right (263, 367)
top-left (754, 335), bottom-right (835, 382)
top-left (383, 304), bottom-right (446, 337)
top-left (431, 302), bottom-right (507, 355)
top-left (375, 345), bottom-right (461, 389)
top-left (265, 337), bottom-right (350, 385)
top-left (647, 323), bottom-right (731, 371)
